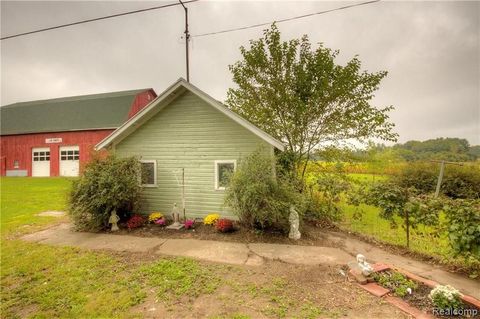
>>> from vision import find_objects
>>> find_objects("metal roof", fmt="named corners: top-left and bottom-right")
top-left (0, 89), bottom-right (152, 135)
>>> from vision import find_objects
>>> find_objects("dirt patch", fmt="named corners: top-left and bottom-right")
top-left (127, 255), bottom-right (408, 319)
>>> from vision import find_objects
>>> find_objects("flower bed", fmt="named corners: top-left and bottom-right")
top-left (367, 266), bottom-right (480, 318)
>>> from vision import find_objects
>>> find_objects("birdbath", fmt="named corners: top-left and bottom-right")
top-left (166, 203), bottom-right (184, 230)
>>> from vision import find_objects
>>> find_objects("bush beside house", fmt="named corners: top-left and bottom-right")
top-left (68, 155), bottom-right (142, 231)
top-left (224, 149), bottom-right (305, 233)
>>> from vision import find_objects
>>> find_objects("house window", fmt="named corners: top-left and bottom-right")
top-left (214, 160), bottom-right (236, 190)
top-left (13, 160), bottom-right (19, 169)
top-left (140, 160), bottom-right (157, 187)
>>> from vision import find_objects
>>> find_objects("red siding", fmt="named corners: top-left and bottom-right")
top-left (1, 88), bottom-right (156, 177)
top-left (0, 130), bottom-right (112, 176)
top-left (128, 89), bottom-right (157, 119)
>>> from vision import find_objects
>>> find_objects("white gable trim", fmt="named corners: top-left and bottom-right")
top-left (95, 78), bottom-right (285, 151)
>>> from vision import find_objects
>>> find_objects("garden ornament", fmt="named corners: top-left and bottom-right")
top-left (108, 210), bottom-right (120, 232)
top-left (288, 206), bottom-right (301, 240)
top-left (166, 203), bottom-right (184, 230)
top-left (356, 254), bottom-right (373, 276)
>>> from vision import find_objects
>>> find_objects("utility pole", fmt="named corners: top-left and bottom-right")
top-left (179, 0), bottom-right (190, 82)
top-left (431, 160), bottom-right (463, 198)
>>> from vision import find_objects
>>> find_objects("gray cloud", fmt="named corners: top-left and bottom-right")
top-left (1, 0), bottom-right (479, 145)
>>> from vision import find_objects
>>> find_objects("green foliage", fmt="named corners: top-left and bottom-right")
top-left (226, 23), bottom-right (397, 178)
top-left (305, 164), bottom-right (350, 222)
top-left (373, 271), bottom-right (417, 297)
top-left (392, 138), bottom-right (476, 162)
top-left (139, 258), bottom-right (220, 301)
top-left (355, 181), bottom-right (442, 247)
top-left (395, 162), bottom-right (480, 199)
top-left (68, 155), bottom-right (142, 231)
top-left (224, 149), bottom-right (304, 232)
top-left (442, 199), bottom-right (480, 258)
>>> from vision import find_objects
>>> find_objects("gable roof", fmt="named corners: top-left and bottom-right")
top-left (0, 88), bottom-right (153, 135)
top-left (95, 78), bottom-right (285, 151)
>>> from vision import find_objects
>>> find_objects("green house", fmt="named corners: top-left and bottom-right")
top-left (96, 78), bottom-right (284, 219)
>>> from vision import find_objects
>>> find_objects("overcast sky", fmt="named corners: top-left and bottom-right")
top-left (1, 0), bottom-right (479, 145)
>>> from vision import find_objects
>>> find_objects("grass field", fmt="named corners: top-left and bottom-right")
top-left (1, 177), bottom-right (405, 318)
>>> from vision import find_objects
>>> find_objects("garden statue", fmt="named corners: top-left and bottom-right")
top-left (356, 254), bottom-right (373, 276)
top-left (288, 206), bottom-right (301, 240)
top-left (166, 203), bottom-right (184, 230)
top-left (108, 210), bottom-right (120, 232)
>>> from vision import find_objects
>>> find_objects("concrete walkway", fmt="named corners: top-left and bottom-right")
top-left (21, 223), bottom-right (479, 299)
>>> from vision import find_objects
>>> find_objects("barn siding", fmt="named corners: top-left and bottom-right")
top-left (114, 91), bottom-right (273, 219)
top-left (0, 130), bottom-right (112, 176)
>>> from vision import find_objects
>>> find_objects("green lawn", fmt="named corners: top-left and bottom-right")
top-left (2, 177), bottom-right (400, 318)
top-left (1, 178), bottom-right (145, 318)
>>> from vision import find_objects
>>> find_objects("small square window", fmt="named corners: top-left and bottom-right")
top-left (140, 160), bottom-right (156, 187)
top-left (13, 160), bottom-right (19, 168)
top-left (215, 160), bottom-right (236, 190)
top-left (61, 151), bottom-right (67, 156)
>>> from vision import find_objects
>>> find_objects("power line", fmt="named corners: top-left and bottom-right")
top-left (0, 0), bottom-right (199, 41)
top-left (192, 0), bottom-right (380, 38)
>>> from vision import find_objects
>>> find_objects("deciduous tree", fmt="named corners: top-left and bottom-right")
top-left (226, 24), bottom-right (397, 181)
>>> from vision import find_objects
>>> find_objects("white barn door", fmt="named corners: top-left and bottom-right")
top-left (59, 146), bottom-right (80, 177)
top-left (32, 147), bottom-right (50, 177)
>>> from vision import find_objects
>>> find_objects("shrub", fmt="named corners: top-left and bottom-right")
top-left (204, 214), bottom-right (220, 225)
top-left (215, 218), bottom-right (234, 233)
top-left (443, 199), bottom-right (480, 258)
top-left (304, 168), bottom-right (350, 222)
top-left (148, 212), bottom-right (164, 223)
top-left (224, 149), bottom-right (304, 232)
top-left (127, 214), bottom-right (145, 229)
top-left (429, 285), bottom-right (463, 310)
top-left (69, 154), bottom-right (142, 231)
top-left (395, 162), bottom-right (480, 199)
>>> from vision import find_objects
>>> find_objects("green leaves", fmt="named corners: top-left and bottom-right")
top-left (227, 23), bottom-right (397, 177)
top-left (68, 154), bottom-right (142, 231)
top-left (443, 199), bottom-right (480, 258)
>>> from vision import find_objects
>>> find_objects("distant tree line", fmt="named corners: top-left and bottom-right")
top-left (362, 138), bottom-right (480, 162)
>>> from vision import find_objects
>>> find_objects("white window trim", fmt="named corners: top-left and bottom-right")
top-left (140, 160), bottom-right (157, 187)
top-left (214, 160), bottom-right (236, 191)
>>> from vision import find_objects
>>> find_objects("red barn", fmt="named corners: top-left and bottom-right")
top-left (0, 88), bottom-right (157, 177)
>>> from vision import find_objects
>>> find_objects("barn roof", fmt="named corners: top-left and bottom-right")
top-left (0, 89), bottom-right (152, 135)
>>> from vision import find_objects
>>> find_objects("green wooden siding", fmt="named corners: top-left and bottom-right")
top-left (114, 91), bottom-right (273, 219)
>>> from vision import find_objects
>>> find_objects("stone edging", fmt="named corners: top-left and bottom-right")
top-left (354, 263), bottom-right (480, 319)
